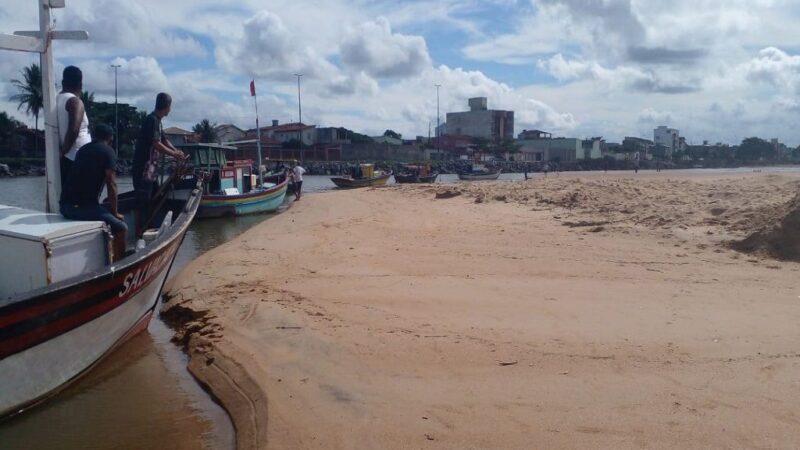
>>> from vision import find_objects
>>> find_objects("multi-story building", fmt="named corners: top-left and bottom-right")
top-left (445, 97), bottom-right (514, 142)
top-left (517, 137), bottom-right (585, 162)
top-left (249, 120), bottom-right (317, 146)
top-left (214, 124), bottom-right (246, 143)
top-left (654, 126), bottom-right (680, 158)
top-left (622, 137), bottom-right (655, 160)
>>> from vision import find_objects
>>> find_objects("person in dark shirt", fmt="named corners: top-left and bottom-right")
top-left (60, 124), bottom-right (127, 260)
top-left (132, 92), bottom-right (187, 235)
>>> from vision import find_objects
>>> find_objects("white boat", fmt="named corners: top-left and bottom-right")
top-left (0, 2), bottom-right (203, 416)
top-left (0, 185), bottom-right (202, 417)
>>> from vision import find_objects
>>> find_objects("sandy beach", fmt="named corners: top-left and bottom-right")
top-left (164, 171), bottom-right (800, 449)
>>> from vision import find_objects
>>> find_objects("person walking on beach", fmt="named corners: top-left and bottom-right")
top-left (543, 162), bottom-right (549, 177)
top-left (292, 160), bottom-right (306, 200)
top-left (132, 92), bottom-right (187, 235)
top-left (56, 66), bottom-right (91, 190)
top-left (60, 124), bottom-right (127, 260)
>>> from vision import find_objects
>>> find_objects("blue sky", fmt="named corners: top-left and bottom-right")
top-left (2, 0), bottom-right (800, 146)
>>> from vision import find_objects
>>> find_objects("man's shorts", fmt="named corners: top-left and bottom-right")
top-left (60, 203), bottom-right (128, 233)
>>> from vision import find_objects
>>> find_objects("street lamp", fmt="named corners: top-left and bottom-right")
top-left (110, 63), bottom-right (121, 155)
top-left (435, 84), bottom-right (441, 153)
top-left (293, 73), bottom-right (303, 161)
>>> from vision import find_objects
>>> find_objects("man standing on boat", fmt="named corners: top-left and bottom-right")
top-left (133, 93), bottom-right (187, 235)
top-left (57, 66), bottom-right (91, 190)
top-left (292, 160), bottom-right (306, 200)
top-left (60, 124), bottom-right (127, 260)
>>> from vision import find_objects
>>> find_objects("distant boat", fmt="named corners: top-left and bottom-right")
top-left (179, 144), bottom-right (288, 218)
top-left (458, 164), bottom-right (502, 181)
top-left (331, 164), bottom-right (392, 188)
top-left (394, 164), bottom-right (439, 184)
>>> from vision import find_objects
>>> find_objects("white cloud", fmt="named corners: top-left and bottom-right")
top-left (339, 17), bottom-right (431, 78)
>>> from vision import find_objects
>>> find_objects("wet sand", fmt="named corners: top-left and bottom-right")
top-left (165, 171), bottom-right (800, 449)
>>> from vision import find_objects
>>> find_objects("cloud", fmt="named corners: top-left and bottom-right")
top-left (626, 47), bottom-right (708, 65)
top-left (216, 10), bottom-right (338, 81)
top-left (60, 0), bottom-right (206, 58)
top-left (76, 56), bottom-right (169, 97)
top-left (744, 47), bottom-right (800, 93)
top-left (339, 17), bottom-right (431, 78)
top-left (638, 108), bottom-right (673, 124)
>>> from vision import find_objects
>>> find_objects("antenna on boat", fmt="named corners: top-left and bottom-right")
top-left (0, 0), bottom-right (88, 213)
top-left (250, 79), bottom-right (264, 188)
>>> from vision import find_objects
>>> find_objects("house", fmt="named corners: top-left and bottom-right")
top-left (215, 124), bottom-right (246, 143)
top-left (517, 136), bottom-right (586, 163)
top-left (163, 127), bottom-right (195, 146)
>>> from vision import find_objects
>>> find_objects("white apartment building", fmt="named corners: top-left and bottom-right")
top-left (654, 126), bottom-right (680, 158)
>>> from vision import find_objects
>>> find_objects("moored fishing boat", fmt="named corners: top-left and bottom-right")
top-left (330, 164), bottom-right (392, 188)
top-left (0, 178), bottom-right (203, 417)
top-left (394, 164), bottom-right (439, 184)
top-left (178, 143), bottom-right (288, 218)
top-left (458, 164), bottom-right (502, 181)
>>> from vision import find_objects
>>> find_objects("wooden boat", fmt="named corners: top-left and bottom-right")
top-left (179, 144), bottom-right (288, 218)
top-left (394, 164), bottom-right (439, 184)
top-left (0, 12), bottom-right (204, 418)
top-left (0, 178), bottom-right (203, 417)
top-left (458, 164), bottom-right (502, 181)
top-left (331, 163), bottom-right (392, 188)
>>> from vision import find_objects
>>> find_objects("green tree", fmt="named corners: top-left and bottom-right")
top-left (192, 118), bottom-right (217, 143)
top-left (81, 90), bottom-right (95, 109)
top-left (0, 112), bottom-right (25, 157)
top-left (9, 63), bottom-right (43, 153)
top-left (736, 137), bottom-right (773, 161)
top-left (383, 129), bottom-right (401, 139)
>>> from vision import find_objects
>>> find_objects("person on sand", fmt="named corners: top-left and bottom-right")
top-left (543, 162), bottom-right (549, 177)
top-left (60, 124), bottom-right (127, 260)
top-left (57, 66), bottom-right (91, 190)
top-left (292, 161), bottom-right (306, 200)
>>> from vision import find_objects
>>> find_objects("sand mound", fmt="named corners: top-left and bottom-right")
top-left (730, 194), bottom-right (800, 261)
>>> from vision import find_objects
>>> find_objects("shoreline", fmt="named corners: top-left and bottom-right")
top-left (164, 172), bottom-right (800, 449)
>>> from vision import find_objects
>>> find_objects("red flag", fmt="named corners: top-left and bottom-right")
top-left (249, 80), bottom-right (256, 96)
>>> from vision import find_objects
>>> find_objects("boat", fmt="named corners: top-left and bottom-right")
top-left (330, 164), bottom-right (392, 188)
top-left (0, 175), bottom-right (203, 417)
top-left (394, 164), bottom-right (439, 184)
top-left (0, 6), bottom-right (204, 417)
top-left (458, 164), bottom-right (502, 181)
top-left (178, 143), bottom-right (289, 218)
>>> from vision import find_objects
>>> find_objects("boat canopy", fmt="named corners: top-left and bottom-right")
top-left (177, 143), bottom-right (235, 169)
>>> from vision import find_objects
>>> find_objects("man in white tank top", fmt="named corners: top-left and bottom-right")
top-left (56, 66), bottom-right (91, 190)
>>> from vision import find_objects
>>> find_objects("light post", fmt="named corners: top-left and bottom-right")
top-left (435, 84), bottom-right (441, 154)
top-left (110, 63), bottom-right (121, 155)
top-left (293, 73), bottom-right (303, 161)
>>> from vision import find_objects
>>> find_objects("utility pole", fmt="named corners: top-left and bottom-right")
top-left (110, 63), bottom-right (121, 155)
top-left (293, 73), bottom-right (303, 162)
top-left (435, 84), bottom-right (441, 154)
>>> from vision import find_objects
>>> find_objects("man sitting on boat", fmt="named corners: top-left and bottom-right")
top-left (59, 124), bottom-right (127, 260)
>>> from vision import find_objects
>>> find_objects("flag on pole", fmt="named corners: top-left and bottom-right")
top-left (250, 80), bottom-right (256, 96)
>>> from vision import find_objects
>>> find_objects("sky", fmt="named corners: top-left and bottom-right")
top-left (2, 0), bottom-right (800, 146)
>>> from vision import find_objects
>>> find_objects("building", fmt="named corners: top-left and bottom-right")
top-left (215, 124), bottom-right (246, 143)
top-left (582, 138), bottom-right (603, 159)
top-left (653, 126), bottom-right (681, 159)
top-left (518, 129), bottom-right (551, 140)
top-left (316, 127), bottom-right (351, 145)
top-left (445, 97), bottom-right (514, 142)
top-left (517, 137), bottom-right (585, 163)
top-left (163, 127), bottom-right (195, 146)
top-left (622, 137), bottom-right (655, 160)
top-left (249, 120), bottom-right (317, 146)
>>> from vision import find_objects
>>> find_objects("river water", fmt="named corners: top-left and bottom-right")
top-left (2, 168), bottom-right (795, 448)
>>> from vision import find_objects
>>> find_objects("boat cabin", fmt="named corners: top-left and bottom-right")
top-left (179, 143), bottom-right (258, 195)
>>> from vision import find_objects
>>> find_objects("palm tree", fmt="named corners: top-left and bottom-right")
top-left (9, 63), bottom-right (43, 153)
top-left (80, 90), bottom-right (95, 109)
top-left (192, 119), bottom-right (218, 143)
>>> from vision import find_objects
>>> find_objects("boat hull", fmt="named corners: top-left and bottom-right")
top-left (457, 170), bottom-right (502, 181)
top-left (0, 185), bottom-right (202, 417)
top-left (330, 172), bottom-right (392, 188)
top-left (198, 179), bottom-right (288, 218)
top-left (394, 173), bottom-right (439, 184)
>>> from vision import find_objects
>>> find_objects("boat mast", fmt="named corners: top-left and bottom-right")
top-left (252, 80), bottom-right (264, 187)
top-left (0, 0), bottom-right (87, 213)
